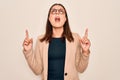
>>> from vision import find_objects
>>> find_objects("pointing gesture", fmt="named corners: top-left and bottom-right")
top-left (23, 30), bottom-right (33, 51)
top-left (84, 28), bottom-right (88, 38)
top-left (80, 28), bottom-right (91, 55)
top-left (26, 29), bottom-right (29, 39)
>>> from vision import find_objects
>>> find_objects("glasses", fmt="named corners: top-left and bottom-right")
top-left (50, 8), bottom-right (65, 15)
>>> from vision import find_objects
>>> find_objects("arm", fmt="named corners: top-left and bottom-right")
top-left (75, 43), bottom-right (90, 73)
top-left (23, 38), bottom-right (43, 75)
top-left (75, 29), bottom-right (91, 73)
top-left (23, 30), bottom-right (43, 75)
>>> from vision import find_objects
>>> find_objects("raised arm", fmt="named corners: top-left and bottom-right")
top-left (23, 30), bottom-right (43, 75)
top-left (75, 28), bottom-right (91, 73)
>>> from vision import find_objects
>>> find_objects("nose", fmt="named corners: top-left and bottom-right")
top-left (55, 10), bottom-right (60, 15)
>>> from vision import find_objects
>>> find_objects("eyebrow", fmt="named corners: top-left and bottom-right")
top-left (51, 8), bottom-right (65, 12)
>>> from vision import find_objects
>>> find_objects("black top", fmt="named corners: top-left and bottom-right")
top-left (48, 37), bottom-right (66, 80)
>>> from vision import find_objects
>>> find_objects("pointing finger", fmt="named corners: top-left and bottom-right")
top-left (26, 29), bottom-right (29, 39)
top-left (84, 28), bottom-right (88, 38)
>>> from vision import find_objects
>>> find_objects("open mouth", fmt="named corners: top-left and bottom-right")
top-left (55, 17), bottom-right (60, 22)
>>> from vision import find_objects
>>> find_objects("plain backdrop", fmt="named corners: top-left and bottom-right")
top-left (0, 0), bottom-right (120, 80)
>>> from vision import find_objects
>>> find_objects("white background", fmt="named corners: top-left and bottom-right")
top-left (0, 0), bottom-right (120, 80)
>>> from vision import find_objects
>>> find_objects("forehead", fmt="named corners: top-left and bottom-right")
top-left (51, 5), bottom-right (64, 10)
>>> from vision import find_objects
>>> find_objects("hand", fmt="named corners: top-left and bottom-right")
top-left (23, 30), bottom-right (33, 51)
top-left (80, 28), bottom-right (91, 55)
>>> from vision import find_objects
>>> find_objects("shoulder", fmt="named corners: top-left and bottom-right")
top-left (35, 34), bottom-right (45, 44)
top-left (37, 34), bottom-right (45, 40)
top-left (72, 32), bottom-right (81, 40)
top-left (71, 33), bottom-right (81, 45)
top-left (71, 33), bottom-right (81, 47)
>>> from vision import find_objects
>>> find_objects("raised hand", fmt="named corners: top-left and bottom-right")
top-left (23, 30), bottom-right (33, 51)
top-left (80, 28), bottom-right (91, 55)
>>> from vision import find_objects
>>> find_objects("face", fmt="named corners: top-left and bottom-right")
top-left (49, 5), bottom-right (66, 28)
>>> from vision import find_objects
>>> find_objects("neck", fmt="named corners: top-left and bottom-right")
top-left (52, 27), bottom-right (64, 38)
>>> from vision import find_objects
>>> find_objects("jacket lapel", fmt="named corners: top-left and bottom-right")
top-left (43, 41), bottom-right (49, 79)
top-left (64, 39), bottom-right (71, 73)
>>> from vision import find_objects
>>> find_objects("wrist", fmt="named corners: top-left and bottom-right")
top-left (82, 49), bottom-right (90, 56)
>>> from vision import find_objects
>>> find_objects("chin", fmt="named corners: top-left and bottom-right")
top-left (53, 24), bottom-right (64, 28)
top-left (53, 26), bottom-right (63, 28)
top-left (53, 24), bottom-right (63, 28)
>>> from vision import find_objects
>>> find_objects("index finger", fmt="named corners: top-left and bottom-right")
top-left (84, 28), bottom-right (88, 38)
top-left (25, 29), bottom-right (29, 39)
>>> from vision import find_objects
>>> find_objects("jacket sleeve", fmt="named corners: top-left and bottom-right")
top-left (23, 36), bottom-right (43, 75)
top-left (75, 33), bottom-right (90, 73)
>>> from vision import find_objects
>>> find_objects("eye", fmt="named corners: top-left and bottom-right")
top-left (51, 9), bottom-right (57, 14)
top-left (59, 9), bottom-right (65, 14)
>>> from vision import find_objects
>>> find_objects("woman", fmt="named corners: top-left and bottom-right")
top-left (23, 3), bottom-right (91, 80)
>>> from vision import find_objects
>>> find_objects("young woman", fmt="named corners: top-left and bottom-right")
top-left (23, 3), bottom-right (91, 80)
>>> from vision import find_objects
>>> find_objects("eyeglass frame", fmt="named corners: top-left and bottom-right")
top-left (50, 8), bottom-right (66, 15)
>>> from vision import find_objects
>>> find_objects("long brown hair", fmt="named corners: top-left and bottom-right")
top-left (40, 3), bottom-right (74, 42)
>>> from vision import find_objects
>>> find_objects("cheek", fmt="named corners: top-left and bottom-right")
top-left (49, 15), bottom-right (54, 23)
top-left (61, 16), bottom-right (66, 23)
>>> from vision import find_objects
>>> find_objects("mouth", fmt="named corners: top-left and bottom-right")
top-left (55, 17), bottom-right (60, 22)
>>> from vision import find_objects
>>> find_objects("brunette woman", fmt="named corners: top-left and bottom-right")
top-left (23, 3), bottom-right (91, 80)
